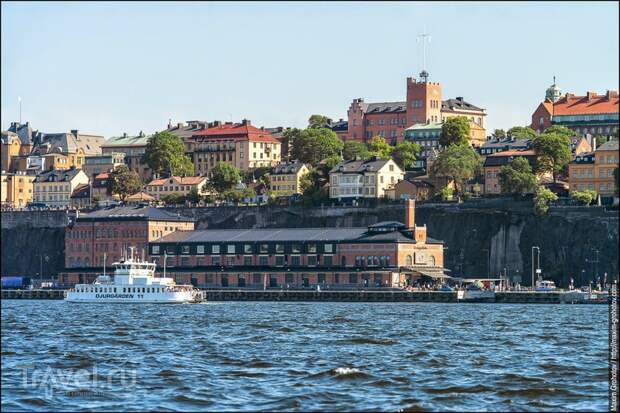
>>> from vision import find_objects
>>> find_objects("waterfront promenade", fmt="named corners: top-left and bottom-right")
top-left (1, 288), bottom-right (605, 304)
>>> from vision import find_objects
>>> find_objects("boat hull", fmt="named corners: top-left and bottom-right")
top-left (65, 291), bottom-right (200, 303)
top-left (457, 290), bottom-right (496, 302)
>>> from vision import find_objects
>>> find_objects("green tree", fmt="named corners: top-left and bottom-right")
top-left (507, 126), bottom-right (537, 140)
top-left (431, 144), bottom-right (482, 196)
top-left (391, 141), bottom-right (421, 169)
top-left (161, 193), bottom-right (185, 205)
top-left (108, 165), bottom-right (142, 201)
top-left (308, 114), bottom-right (332, 129)
top-left (531, 132), bottom-right (572, 183)
top-left (367, 136), bottom-right (393, 159)
top-left (543, 125), bottom-right (574, 138)
top-left (492, 129), bottom-right (506, 139)
top-left (142, 131), bottom-right (194, 176)
top-left (570, 189), bottom-right (597, 206)
top-left (186, 187), bottom-right (201, 204)
top-left (342, 141), bottom-right (371, 161)
top-left (498, 157), bottom-right (538, 196)
top-left (534, 186), bottom-right (558, 216)
top-left (290, 128), bottom-right (344, 166)
top-left (205, 162), bottom-right (241, 193)
top-left (441, 186), bottom-right (454, 201)
top-left (440, 116), bottom-right (471, 147)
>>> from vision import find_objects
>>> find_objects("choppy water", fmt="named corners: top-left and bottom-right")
top-left (1, 300), bottom-right (609, 412)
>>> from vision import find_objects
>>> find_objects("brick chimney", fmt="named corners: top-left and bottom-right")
top-left (242, 119), bottom-right (251, 126)
top-left (606, 90), bottom-right (619, 99)
top-left (586, 91), bottom-right (597, 101)
top-left (405, 199), bottom-right (415, 229)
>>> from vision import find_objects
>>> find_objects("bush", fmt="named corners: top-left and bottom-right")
top-left (441, 186), bottom-right (454, 201)
top-left (534, 186), bottom-right (558, 216)
top-left (570, 190), bottom-right (597, 206)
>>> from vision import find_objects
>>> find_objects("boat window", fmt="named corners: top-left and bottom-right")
top-left (142, 287), bottom-right (145, 293)
top-left (114, 288), bottom-right (117, 293)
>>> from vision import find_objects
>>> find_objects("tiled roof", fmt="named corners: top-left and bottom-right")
top-left (191, 123), bottom-right (279, 143)
top-left (480, 138), bottom-right (531, 150)
top-left (93, 173), bottom-right (110, 188)
top-left (553, 92), bottom-right (619, 116)
top-left (76, 206), bottom-right (194, 222)
top-left (273, 161), bottom-right (308, 174)
top-left (147, 176), bottom-right (207, 186)
top-left (125, 191), bottom-right (156, 201)
top-left (484, 150), bottom-right (537, 167)
top-left (164, 121), bottom-right (209, 139)
top-left (365, 101), bottom-right (407, 114)
top-left (102, 133), bottom-right (151, 147)
top-left (330, 157), bottom-right (397, 174)
top-left (39, 131), bottom-right (105, 156)
top-left (71, 184), bottom-right (91, 199)
top-left (597, 139), bottom-right (619, 151)
top-left (571, 152), bottom-right (595, 164)
top-left (442, 98), bottom-right (484, 113)
top-left (34, 168), bottom-right (83, 183)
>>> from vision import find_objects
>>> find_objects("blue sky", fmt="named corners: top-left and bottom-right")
top-left (2, 1), bottom-right (618, 138)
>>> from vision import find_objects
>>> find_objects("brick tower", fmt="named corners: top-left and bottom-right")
top-left (405, 75), bottom-right (442, 128)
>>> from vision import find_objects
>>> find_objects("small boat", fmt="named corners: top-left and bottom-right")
top-left (457, 284), bottom-right (495, 302)
top-left (66, 248), bottom-right (204, 304)
top-left (535, 280), bottom-right (557, 292)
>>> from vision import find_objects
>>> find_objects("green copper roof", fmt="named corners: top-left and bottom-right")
top-left (102, 133), bottom-right (151, 147)
top-left (405, 122), bottom-right (443, 131)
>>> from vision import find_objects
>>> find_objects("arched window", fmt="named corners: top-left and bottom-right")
top-left (406, 255), bottom-right (413, 266)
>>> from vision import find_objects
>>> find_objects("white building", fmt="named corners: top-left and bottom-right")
top-left (329, 157), bottom-right (404, 200)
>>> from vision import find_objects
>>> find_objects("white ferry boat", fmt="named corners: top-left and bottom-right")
top-left (65, 248), bottom-right (203, 303)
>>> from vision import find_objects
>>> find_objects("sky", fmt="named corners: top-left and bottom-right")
top-left (1, 1), bottom-right (618, 138)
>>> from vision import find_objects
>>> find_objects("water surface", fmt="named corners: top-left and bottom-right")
top-left (1, 301), bottom-right (609, 411)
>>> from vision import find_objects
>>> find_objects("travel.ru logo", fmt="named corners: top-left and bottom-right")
top-left (21, 358), bottom-right (138, 399)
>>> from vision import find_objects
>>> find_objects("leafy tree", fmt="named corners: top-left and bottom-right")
top-left (323, 155), bottom-right (343, 169)
top-left (441, 186), bottom-right (454, 201)
top-left (492, 129), bottom-right (506, 139)
top-left (161, 193), bottom-right (185, 205)
top-left (186, 187), bottom-right (201, 204)
top-left (534, 186), bottom-right (558, 216)
top-left (431, 144), bottom-right (482, 196)
top-left (205, 162), bottom-right (241, 193)
top-left (498, 157), bottom-right (538, 196)
top-left (507, 126), bottom-right (537, 140)
top-left (142, 131), bottom-right (194, 177)
top-left (108, 165), bottom-right (141, 201)
top-left (543, 125), bottom-right (574, 138)
top-left (308, 114), bottom-right (332, 129)
top-left (290, 128), bottom-right (344, 166)
top-left (391, 141), bottom-right (421, 169)
top-left (440, 116), bottom-right (471, 147)
top-left (570, 189), bottom-right (597, 206)
top-left (342, 141), bottom-right (371, 161)
top-left (367, 136), bottom-right (393, 159)
top-left (531, 132), bottom-right (572, 183)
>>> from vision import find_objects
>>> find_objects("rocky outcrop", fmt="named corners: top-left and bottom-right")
top-left (2, 203), bottom-right (618, 286)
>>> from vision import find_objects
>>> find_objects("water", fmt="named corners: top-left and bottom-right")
top-left (1, 301), bottom-right (609, 412)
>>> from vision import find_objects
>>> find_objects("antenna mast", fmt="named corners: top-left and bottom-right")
top-left (417, 27), bottom-right (431, 82)
top-left (18, 96), bottom-right (22, 124)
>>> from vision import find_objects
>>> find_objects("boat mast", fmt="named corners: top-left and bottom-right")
top-left (103, 252), bottom-right (106, 277)
top-left (163, 252), bottom-right (167, 279)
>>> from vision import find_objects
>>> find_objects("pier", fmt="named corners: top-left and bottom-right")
top-left (0, 288), bottom-right (607, 303)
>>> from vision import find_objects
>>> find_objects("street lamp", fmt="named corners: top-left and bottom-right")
top-left (531, 246), bottom-right (540, 289)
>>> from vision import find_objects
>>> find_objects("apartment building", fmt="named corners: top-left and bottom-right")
top-left (269, 161), bottom-right (310, 197)
top-left (329, 157), bottom-right (404, 200)
top-left (33, 168), bottom-right (89, 208)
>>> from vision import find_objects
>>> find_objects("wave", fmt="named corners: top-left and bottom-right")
top-left (340, 337), bottom-right (398, 345)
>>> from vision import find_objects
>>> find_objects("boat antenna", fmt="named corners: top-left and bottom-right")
top-left (163, 252), bottom-right (167, 279)
top-left (103, 252), bottom-right (106, 277)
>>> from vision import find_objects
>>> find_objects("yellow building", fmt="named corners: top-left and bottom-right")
top-left (145, 176), bottom-right (210, 200)
top-left (569, 140), bottom-right (619, 202)
top-left (101, 132), bottom-right (152, 181)
top-left (329, 157), bottom-right (404, 200)
top-left (0, 171), bottom-right (36, 208)
top-left (188, 120), bottom-right (281, 175)
top-left (1, 172), bottom-right (9, 206)
top-left (483, 150), bottom-right (539, 195)
top-left (33, 168), bottom-right (90, 208)
top-left (269, 161), bottom-right (310, 197)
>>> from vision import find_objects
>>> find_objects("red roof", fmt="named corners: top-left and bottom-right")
top-left (552, 92), bottom-right (619, 116)
top-left (488, 149), bottom-right (536, 157)
top-left (191, 123), bottom-right (279, 143)
top-left (147, 176), bottom-right (206, 186)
